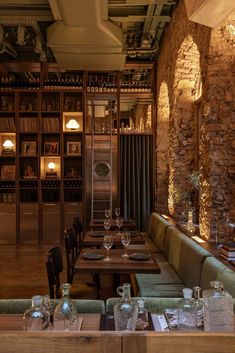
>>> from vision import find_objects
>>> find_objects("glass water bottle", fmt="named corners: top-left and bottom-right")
top-left (177, 288), bottom-right (197, 331)
top-left (23, 295), bottom-right (50, 331)
top-left (53, 283), bottom-right (78, 331)
top-left (187, 211), bottom-right (195, 235)
top-left (203, 281), bottom-right (234, 332)
top-left (114, 283), bottom-right (138, 331)
top-left (193, 286), bottom-right (204, 328)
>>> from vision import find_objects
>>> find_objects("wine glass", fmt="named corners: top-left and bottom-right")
top-left (121, 232), bottom-right (131, 257)
top-left (116, 216), bottom-right (123, 235)
top-left (115, 207), bottom-right (120, 217)
top-left (103, 234), bottom-right (113, 261)
top-left (105, 209), bottom-right (111, 219)
top-left (104, 218), bottom-right (111, 232)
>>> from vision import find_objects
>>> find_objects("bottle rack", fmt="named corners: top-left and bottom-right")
top-left (0, 66), bottom-right (154, 244)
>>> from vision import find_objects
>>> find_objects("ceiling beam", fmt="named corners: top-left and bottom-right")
top-left (109, 15), bottom-right (171, 22)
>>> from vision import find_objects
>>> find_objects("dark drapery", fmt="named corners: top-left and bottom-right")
top-left (120, 135), bottom-right (153, 231)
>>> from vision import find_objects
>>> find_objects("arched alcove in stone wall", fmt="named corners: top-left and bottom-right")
top-left (156, 81), bottom-right (170, 214)
top-left (200, 13), bottom-right (235, 241)
top-left (168, 34), bottom-right (201, 218)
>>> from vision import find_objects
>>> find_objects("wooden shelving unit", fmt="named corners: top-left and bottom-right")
top-left (0, 66), bottom-right (155, 244)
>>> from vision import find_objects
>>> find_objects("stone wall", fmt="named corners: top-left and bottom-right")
top-left (156, 0), bottom-right (235, 241)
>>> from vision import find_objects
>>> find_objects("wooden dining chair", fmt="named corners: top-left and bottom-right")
top-left (64, 228), bottom-right (79, 283)
top-left (72, 216), bottom-right (83, 254)
top-left (46, 246), bottom-right (97, 300)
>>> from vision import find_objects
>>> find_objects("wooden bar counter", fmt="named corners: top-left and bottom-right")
top-left (0, 314), bottom-right (234, 353)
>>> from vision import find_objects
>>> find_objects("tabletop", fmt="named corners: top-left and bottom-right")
top-left (0, 314), bottom-right (101, 332)
top-left (83, 230), bottom-right (145, 247)
top-left (74, 249), bottom-right (161, 274)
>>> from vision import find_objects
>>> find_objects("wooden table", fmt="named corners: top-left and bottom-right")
top-left (0, 314), bottom-right (100, 331)
top-left (83, 231), bottom-right (145, 247)
top-left (89, 219), bottom-right (136, 231)
top-left (75, 249), bottom-right (160, 275)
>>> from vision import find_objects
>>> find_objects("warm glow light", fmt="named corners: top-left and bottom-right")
top-left (3, 139), bottom-right (14, 148)
top-left (191, 236), bottom-right (205, 244)
top-left (48, 162), bottom-right (55, 170)
top-left (66, 119), bottom-right (80, 130)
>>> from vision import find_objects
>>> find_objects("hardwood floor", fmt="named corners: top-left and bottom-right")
top-left (0, 244), bottom-right (128, 300)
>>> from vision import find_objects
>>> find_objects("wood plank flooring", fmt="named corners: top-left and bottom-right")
top-left (0, 244), bottom-right (129, 300)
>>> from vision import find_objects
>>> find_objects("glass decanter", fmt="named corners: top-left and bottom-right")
top-left (136, 298), bottom-right (149, 330)
top-left (203, 281), bottom-right (234, 332)
top-left (177, 288), bottom-right (197, 331)
top-left (186, 211), bottom-right (195, 235)
top-left (53, 283), bottom-right (78, 331)
top-left (193, 286), bottom-right (204, 328)
top-left (23, 295), bottom-right (50, 331)
top-left (114, 283), bottom-right (138, 331)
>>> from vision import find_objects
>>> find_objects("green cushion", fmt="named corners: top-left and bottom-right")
top-left (200, 256), bottom-right (231, 291)
top-left (165, 227), bottom-right (212, 288)
top-left (147, 213), bottom-right (172, 252)
top-left (106, 297), bottom-right (180, 313)
top-left (218, 270), bottom-right (235, 298)
top-left (136, 283), bottom-right (184, 297)
top-left (0, 299), bottom-right (105, 314)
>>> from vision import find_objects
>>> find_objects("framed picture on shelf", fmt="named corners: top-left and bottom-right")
top-left (21, 141), bottom-right (37, 156)
top-left (44, 142), bottom-right (59, 155)
top-left (1, 165), bottom-right (16, 180)
top-left (23, 164), bottom-right (37, 179)
top-left (67, 142), bottom-right (81, 156)
top-left (64, 167), bottom-right (79, 178)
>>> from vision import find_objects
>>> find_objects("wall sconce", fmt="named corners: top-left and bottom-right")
top-left (66, 119), bottom-right (80, 130)
top-left (46, 161), bottom-right (57, 178)
top-left (2, 139), bottom-right (14, 154)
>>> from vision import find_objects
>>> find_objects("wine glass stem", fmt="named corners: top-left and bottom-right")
top-left (107, 248), bottom-right (109, 259)
top-left (125, 247), bottom-right (127, 256)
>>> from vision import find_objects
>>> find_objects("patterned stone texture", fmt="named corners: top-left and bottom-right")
top-left (156, 0), bottom-right (235, 241)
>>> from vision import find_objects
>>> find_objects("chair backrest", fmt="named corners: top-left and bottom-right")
top-left (64, 228), bottom-right (77, 283)
top-left (72, 216), bottom-right (83, 253)
top-left (46, 246), bottom-right (63, 299)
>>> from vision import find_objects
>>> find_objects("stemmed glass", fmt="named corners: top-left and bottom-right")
top-left (104, 218), bottom-right (111, 232)
top-left (116, 216), bottom-right (123, 235)
top-left (103, 234), bottom-right (113, 261)
top-left (115, 208), bottom-right (120, 217)
top-left (105, 209), bottom-right (111, 219)
top-left (121, 232), bottom-right (131, 257)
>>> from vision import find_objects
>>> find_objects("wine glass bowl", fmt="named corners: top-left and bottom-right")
top-left (115, 207), bottom-right (120, 217)
top-left (104, 218), bottom-right (111, 232)
top-left (103, 234), bottom-right (113, 261)
top-left (121, 232), bottom-right (131, 257)
top-left (116, 216), bottom-right (123, 235)
top-left (105, 209), bottom-right (111, 219)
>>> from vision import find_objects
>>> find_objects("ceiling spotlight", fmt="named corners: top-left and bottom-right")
top-left (16, 24), bottom-right (26, 46)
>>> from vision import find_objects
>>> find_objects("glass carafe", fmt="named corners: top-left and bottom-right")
top-left (136, 298), bottom-right (149, 330)
top-left (114, 283), bottom-right (138, 331)
top-left (193, 286), bottom-right (204, 328)
top-left (203, 281), bottom-right (234, 332)
top-left (53, 283), bottom-right (78, 331)
top-left (23, 295), bottom-right (50, 331)
top-left (177, 288), bottom-right (197, 331)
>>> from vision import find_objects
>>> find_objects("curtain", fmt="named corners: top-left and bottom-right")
top-left (120, 135), bottom-right (153, 231)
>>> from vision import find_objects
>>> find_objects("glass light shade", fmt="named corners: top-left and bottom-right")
top-left (66, 119), bottom-right (80, 130)
top-left (3, 139), bottom-right (14, 148)
top-left (48, 162), bottom-right (55, 170)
